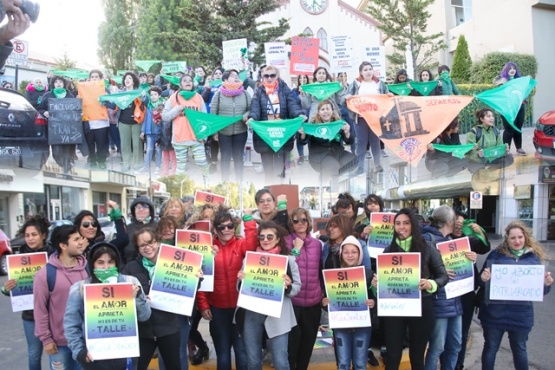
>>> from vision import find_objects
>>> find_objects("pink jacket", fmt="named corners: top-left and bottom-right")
top-left (285, 233), bottom-right (323, 307)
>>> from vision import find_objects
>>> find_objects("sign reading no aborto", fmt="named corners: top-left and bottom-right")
top-left (47, 98), bottom-right (83, 145)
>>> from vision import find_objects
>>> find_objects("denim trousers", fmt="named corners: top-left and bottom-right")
top-left (218, 132), bottom-right (247, 182)
top-left (482, 326), bottom-right (529, 370)
top-left (49, 345), bottom-right (81, 370)
top-left (355, 117), bottom-right (381, 170)
top-left (209, 307), bottom-right (247, 370)
top-left (22, 319), bottom-right (43, 370)
top-left (142, 134), bottom-right (161, 170)
top-left (424, 315), bottom-right (462, 370)
top-left (334, 327), bottom-right (372, 370)
top-left (242, 310), bottom-right (290, 370)
top-left (454, 291), bottom-right (475, 368)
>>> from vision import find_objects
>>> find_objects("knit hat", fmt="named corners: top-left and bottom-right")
top-left (339, 235), bottom-right (364, 266)
top-left (87, 242), bottom-right (121, 271)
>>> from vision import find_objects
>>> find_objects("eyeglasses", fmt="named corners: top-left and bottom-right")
top-left (258, 198), bottom-right (274, 204)
top-left (135, 204), bottom-right (149, 210)
top-left (138, 240), bottom-right (157, 249)
top-left (216, 223), bottom-right (234, 231)
top-left (258, 234), bottom-right (276, 241)
top-left (263, 74), bottom-right (277, 79)
top-left (81, 221), bottom-right (98, 228)
top-left (292, 218), bottom-right (308, 225)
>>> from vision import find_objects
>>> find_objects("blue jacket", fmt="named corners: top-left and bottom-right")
top-left (478, 249), bottom-right (551, 333)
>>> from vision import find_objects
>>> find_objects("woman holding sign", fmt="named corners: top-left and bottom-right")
top-left (2, 216), bottom-right (52, 370)
top-left (479, 221), bottom-right (552, 370)
top-left (64, 242), bottom-right (151, 370)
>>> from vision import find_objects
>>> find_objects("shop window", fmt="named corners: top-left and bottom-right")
top-left (109, 193), bottom-right (122, 208)
top-left (517, 199), bottom-right (533, 229)
top-left (451, 0), bottom-right (473, 26)
top-left (23, 192), bottom-right (48, 219)
top-left (317, 28), bottom-right (328, 51)
top-left (92, 191), bottom-right (108, 218)
top-left (62, 187), bottom-right (81, 221)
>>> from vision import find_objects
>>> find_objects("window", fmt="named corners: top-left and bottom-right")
top-left (92, 191), bottom-right (108, 218)
top-left (317, 28), bottom-right (328, 51)
top-left (451, 0), bottom-right (472, 26)
top-left (303, 27), bottom-right (313, 37)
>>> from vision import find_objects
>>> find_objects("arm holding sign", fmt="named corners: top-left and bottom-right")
top-left (64, 281), bottom-right (89, 365)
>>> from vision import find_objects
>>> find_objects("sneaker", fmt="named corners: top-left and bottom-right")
top-left (367, 350), bottom-right (380, 367)
top-left (365, 151), bottom-right (373, 159)
top-left (381, 149), bottom-right (389, 157)
top-left (516, 148), bottom-right (527, 156)
top-left (297, 156), bottom-right (305, 165)
top-left (374, 165), bottom-right (384, 173)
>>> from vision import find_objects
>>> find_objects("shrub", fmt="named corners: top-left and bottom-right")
top-left (451, 35), bottom-right (472, 84)
top-left (469, 52), bottom-right (537, 84)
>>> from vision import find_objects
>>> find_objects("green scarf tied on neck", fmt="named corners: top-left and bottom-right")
top-left (52, 88), bottom-right (67, 98)
top-left (93, 267), bottom-right (119, 283)
top-left (179, 91), bottom-right (196, 100)
top-left (510, 248), bottom-right (525, 258)
top-left (142, 257), bottom-right (156, 279)
top-left (441, 71), bottom-right (452, 84)
top-left (396, 236), bottom-right (413, 252)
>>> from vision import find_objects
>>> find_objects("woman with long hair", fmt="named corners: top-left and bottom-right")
top-left (300, 66), bottom-right (342, 121)
top-left (425, 117), bottom-right (468, 178)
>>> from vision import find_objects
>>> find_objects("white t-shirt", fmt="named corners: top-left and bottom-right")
top-left (358, 80), bottom-right (380, 95)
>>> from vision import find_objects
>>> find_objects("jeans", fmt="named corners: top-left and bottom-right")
top-left (209, 307), bottom-right (247, 370)
top-left (334, 327), bottom-right (372, 370)
top-left (219, 132), bottom-right (247, 182)
top-left (49, 345), bottom-right (81, 370)
top-left (355, 117), bottom-right (381, 170)
top-left (482, 327), bottom-right (529, 370)
top-left (142, 134), bottom-right (161, 170)
top-left (242, 310), bottom-right (290, 370)
top-left (23, 319), bottom-right (43, 370)
top-left (454, 291), bottom-right (475, 368)
top-left (424, 315), bottom-right (462, 370)
top-left (109, 124), bottom-right (121, 153)
top-left (178, 315), bottom-right (191, 370)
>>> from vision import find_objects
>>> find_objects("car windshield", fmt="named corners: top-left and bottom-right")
top-left (0, 90), bottom-right (37, 111)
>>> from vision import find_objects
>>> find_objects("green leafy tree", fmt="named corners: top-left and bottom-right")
top-left (53, 52), bottom-right (77, 70)
top-left (451, 35), bottom-right (472, 83)
top-left (365, 0), bottom-right (447, 78)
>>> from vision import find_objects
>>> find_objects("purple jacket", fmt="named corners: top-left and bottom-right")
top-left (285, 233), bottom-right (323, 307)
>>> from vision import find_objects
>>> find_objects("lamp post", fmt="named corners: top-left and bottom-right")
top-left (180, 178), bottom-right (187, 199)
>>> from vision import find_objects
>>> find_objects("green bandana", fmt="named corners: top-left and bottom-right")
top-left (140, 83), bottom-right (150, 90)
top-left (388, 83), bottom-right (412, 96)
top-left (461, 219), bottom-right (488, 246)
top-left (99, 89), bottom-right (143, 109)
top-left (411, 81), bottom-right (439, 96)
top-left (510, 248), bottom-right (525, 258)
top-left (440, 71), bottom-right (452, 84)
top-left (134, 60), bottom-right (161, 72)
top-left (250, 117), bottom-right (304, 152)
top-left (142, 257), bottom-right (156, 279)
top-left (185, 110), bottom-right (243, 140)
top-left (209, 79), bottom-right (222, 87)
top-left (93, 267), bottom-right (119, 283)
top-left (148, 98), bottom-right (164, 110)
top-left (301, 82), bottom-right (342, 101)
top-left (179, 91), bottom-right (197, 101)
top-left (161, 74), bottom-right (181, 86)
top-left (35, 85), bottom-right (45, 92)
top-left (238, 70), bottom-right (249, 81)
top-left (483, 145), bottom-right (507, 162)
top-left (302, 120), bottom-right (345, 141)
top-left (432, 144), bottom-right (474, 159)
top-left (396, 236), bottom-right (413, 252)
top-left (52, 88), bottom-right (67, 98)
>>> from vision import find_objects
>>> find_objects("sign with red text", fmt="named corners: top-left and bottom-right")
top-left (175, 230), bottom-right (214, 291)
top-left (367, 213), bottom-right (396, 258)
top-left (7, 252), bottom-right (47, 311)
top-left (377, 253), bottom-right (421, 316)
top-left (329, 36), bottom-right (354, 73)
top-left (194, 190), bottom-right (226, 207)
top-left (290, 36), bottom-right (320, 74)
top-left (436, 237), bottom-right (474, 299)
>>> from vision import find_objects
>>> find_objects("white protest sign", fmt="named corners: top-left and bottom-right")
top-left (360, 46), bottom-right (386, 81)
top-left (222, 38), bottom-right (248, 71)
top-left (489, 264), bottom-right (545, 302)
top-left (329, 36), bottom-right (354, 73)
top-left (264, 42), bottom-right (288, 68)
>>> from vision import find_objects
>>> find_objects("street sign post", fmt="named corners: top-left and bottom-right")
top-left (470, 191), bottom-right (483, 209)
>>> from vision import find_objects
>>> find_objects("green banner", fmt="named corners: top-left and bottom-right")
top-left (239, 70), bottom-right (249, 81)
top-left (134, 60), bottom-right (161, 72)
top-left (111, 76), bottom-right (123, 85)
top-left (51, 70), bottom-right (90, 80)
top-left (162, 61), bottom-right (187, 74)
top-left (185, 110), bottom-right (244, 140)
top-left (161, 74), bottom-right (181, 86)
top-left (116, 70), bottom-right (130, 76)
top-left (98, 89), bottom-right (143, 109)
top-left (250, 117), bottom-right (304, 152)
top-left (483, 145), bottom-right (507, 163)
top-left (301, 82), bottom-right (342, 101)
top-left (432, 143), bottom-right (474, 159)
top-left (302, 120), bottom-right (344, 141)
top-left (411, 81), bottom-right (438, 96)
top-left (476, 76), bottom-right (536, 133)
top-left (387, 83), bottom-right (411, 96)
top-left (209, 78), bottom-right (222, 87)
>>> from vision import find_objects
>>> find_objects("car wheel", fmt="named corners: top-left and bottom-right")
top-left (0, 254), bottom-right (8, 276)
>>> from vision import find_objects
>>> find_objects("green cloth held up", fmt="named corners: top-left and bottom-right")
top-left (98, 89), bottom-right (143, 109)
top-left (302, 120), bottom-right (345, 141)
top-left (388, 83), bottom-right (412, 96)
top-left (461, 219), bottom-right (487, 246)
top-left (161, 74), bottom-right (181, 86)
top-left (209, 79), bottom-right (222, 87)
top-left (482, 145), bottom-right (507, 162)
top-left (250, 117), bottom-right (304, 152)
top-left (301, 82), bottom-right (342, 100)
top-left (432, 144), bottom-right (474, 159)
top-left (185, 110), bottom-right (243, 140)
top-left (411, 81), bottom-right (438, 96)
top-left (134, 60), bottom-right (161, 72)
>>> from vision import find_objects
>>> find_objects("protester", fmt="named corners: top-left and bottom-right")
top-left (252, 188), bottom-right (289, 230)
top-left (202, 67), bottom-right (225, 171)
top-left (437, 65), bottom-right (461, 95)
top-left (118, 72), bottom-right (146, 173)
top-left (124, 196), bottom-right (158, 263)
top-left (292, 74), bottom-right (311, 164)
top-left (300, 66), bottom-right (342, 121)
top-left (425, 117), bottom-right (468, 177)
top-left (321, 214), bottom-right (371, 270)
top-left (138, 86), bottom-right (164, 174)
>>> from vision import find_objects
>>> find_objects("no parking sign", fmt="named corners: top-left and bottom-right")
top-left (470, 191), bottom-right (483, 209)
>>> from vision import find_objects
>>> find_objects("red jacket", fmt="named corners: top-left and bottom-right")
top-left (197, 220), bottom-right (257, 311)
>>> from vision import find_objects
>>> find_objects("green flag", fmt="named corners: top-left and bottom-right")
top-left (111, 76), bottom-right (123, 85)
top-left (98, 89), bottom-right (143, 109)
top-left (51, 70), bottom-right (90, 80)
top-left (411, 81), bottom-right (438, 96)
top-left (387, 83), bottom-right (412, 96)
top-left (461, 219), bottom-right (488, 246)
top-left (250, 117), bottom-right (304, 152)
top-left (162, 61), bottom-right (187, 74)
top-left (302, 120), bottom-right (345, 141)
top-left (239, 70), bottom-right (249, 81)
top-left (483, 145), bottom-right (507, 163)
top-left (432, 144), bottom-right (474, 159)
top-left (185, 110), bottom-right (244, 140)
top-left (209, 79), bottom-right (222, 87)
top-left (301, 82), bottom-right (342, 101)
top-left (476, 76), bottom-right (536, 133)
top-left (161, 74), bottom-right (181, 86)
top-left (134, 60), bottom-right (161, 72)
top-left (116, 70), bottom-right (130, 76)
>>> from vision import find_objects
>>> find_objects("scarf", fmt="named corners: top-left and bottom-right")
top-left (179, 90), bottom-right (197, 100)
top-left (509, 248), bottom-right (525, 258)
top-left (142, 257), bottom-right (156, 279)
top-left (148, 99), bottom-right (164, 110)
top-left (220, 81), bottom-right (245, 97)
top-left (440, 71), bottom-right (452, 84)
top-left (93, 267), bottom-right (119, 283)
top-left (34, 85), bottom-right (45, 92)
top-left (263, 80), bottom-right (278, 95)
top-left (256, 245), bottom-right (281, 255)
top-left (396, 236), bottom-right (413, 252)
top-left (330, 241), bottom-right (341, 255)
top-left (136, 216), bottom-right (151, 225)
top-left (52, 88), bottom-right (67, 98)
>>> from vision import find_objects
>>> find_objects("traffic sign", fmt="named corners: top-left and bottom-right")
top-left (6, 39), bottom-right (29, 66)
top-left (470, 191), bottom-right (483, 209)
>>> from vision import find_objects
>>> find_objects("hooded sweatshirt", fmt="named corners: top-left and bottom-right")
top-left (124, 196), bottom-right (157, 263)
top-left (33, 253), bottom-right (89, 346)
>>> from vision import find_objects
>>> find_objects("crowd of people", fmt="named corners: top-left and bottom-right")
top-left (2, 188), bottom-right (552, 370)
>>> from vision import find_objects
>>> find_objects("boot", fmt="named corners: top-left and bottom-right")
top-left (190, 342), bottom-right (209, 365)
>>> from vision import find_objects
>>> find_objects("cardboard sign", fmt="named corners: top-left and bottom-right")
top-left (323, 266), bottom-right (371, 328)
top-left (162, 61), bottom-right (187, 74)
top-left (367, 213), bottom-right (396, 258)
top-left (84, 283), bottom-right (139, 360)
top-left (436, 237), bottom-right (474, 299)
top-left (489, 264), bottom-right (545, 302)
top-left (6, 252), bottom-right (48, 312)
top-left (222, 38), bottom-right (248, 71)
top-left (264, 42), bottom-right (288, 68)
top-left (360, 46), bottom-right (386, 81)
top-left (175, 230), bottom-right (214, 292)
top-left (377, 253), bottom-right (421, 316)
top-left (47, 98), bottom-right (83, 145)
top-left (290, 36), bottom-right (320, 74)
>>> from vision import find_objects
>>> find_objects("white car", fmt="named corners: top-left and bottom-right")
top-left (98, 217), bottom-right (117, 241)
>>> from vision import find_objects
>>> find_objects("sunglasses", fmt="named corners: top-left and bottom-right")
top-left (263, 74), bottom-right (277, 79)
top-left (258, 234), bottom-right (276, 241)
top-left (216, 223), bottom-right (234, 231)
top-left (292, 218), bottom-right (308, 225)
top-left (81, 221), bottom-right (98, 228)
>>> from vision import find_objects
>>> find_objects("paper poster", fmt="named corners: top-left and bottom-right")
top-left (6, 252), bottom-right (48, 312)
top-left (162, 61), bottom-right (187, 74)
top-left (290, 36), bottom-right (320, 75)
top-left (323, 266), bottom-right (371, 328)
top-left (77, 80), bottom-right (108, 121)
top-left (488, 264), bottom-right (545, 302)
top-left (187, 220), bottom-right (211, 232)
top-left (329, 36), bottom-right (354, 73)
top-left (194, 190), bottom-right (226, 207)
top-left (237, 252), bottom-right (289, 318)
top-left (149, 244), bottom-right (203, 315)
top-left (367, 213), bottom-right (395, 258)
top-left (377, 253), bottom-right (421, 316)
top-left (222, 38), bottom-right (248, 71)
top-left (264, 42), bottom-right (288, 68)
top-left (436, 237), bottom-right (474, 299)
top-left (175, 230), bottom-right (214, 291)
top-left (84, 283), bottom-right (139, 360)
top-left (360, 45), bottom-right (386, 81)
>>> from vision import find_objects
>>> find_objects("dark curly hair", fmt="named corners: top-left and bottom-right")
top-left (257, 221), bottom-right (289, 255)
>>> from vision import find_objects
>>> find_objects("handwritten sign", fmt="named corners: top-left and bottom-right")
top-left (237, 252), bottom-right (288, 318)
top-left (436, 237), bottom-right (474, 299)
top-left (84, 283), bottom-right (139, 360)
top-left (290, 36), bottom-right (320, 75)
top-left (323, 266), bottom-right (370, 328)
top-left (329, 36), bottom-right (354, 73)
top-left (489, 264), bottom-right (545, 302)
top-left (367, 213), bottom-right (395, 258)
top-left (149, 244), bottom-right (203, 315)
top-left (264, 41), bottom-right (288, 68)
top-left (162, 61), bottom-right (187, 74)
top-left (47, 98), bottom-right (83, 145)
top-left (222, 38), bottom-right (248, 71)
top-left (377, 253), bottom-right (421, 316)
top-left (7, 252), bottom-right (48, 312)
top-left (194, 190), bottom-right (226, 207)
top-left (360, 46), bottom-right (386, 81)
top-left (175, 230), bottom-right (214, 291)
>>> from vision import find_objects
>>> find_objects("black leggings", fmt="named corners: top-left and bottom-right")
top-left (502, 104), bottom-right (526, 150)
top-left (138, 331), bottom-right (181, 370)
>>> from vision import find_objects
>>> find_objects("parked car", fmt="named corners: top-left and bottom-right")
top-left (98, 217), bottom-right (117, 241)
top-left (0, 88), bottom-right (49, 170)
top-left (533, 110), bottom-right (555, 161)
top-left (0, 229), bottom-right (13, 275)
top-left (9, 219), bottom-right (73, 254)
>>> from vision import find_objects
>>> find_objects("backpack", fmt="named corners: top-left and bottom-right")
top-left (46, 262), bottom-right (91, 301)
top-left (472, 126), bottom-right (499, 148)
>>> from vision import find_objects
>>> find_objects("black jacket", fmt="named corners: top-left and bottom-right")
top-left (124, 196), bottom-right (158, 264)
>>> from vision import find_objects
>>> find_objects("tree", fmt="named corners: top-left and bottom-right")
top-left (53, 52), bottom-right (76, 70)
top-left (451, 35), bottom-right (472, 83)
top-left (469, 52), bottom-right (537, 84)
top-left (365, 0), bottom-right (447, 78)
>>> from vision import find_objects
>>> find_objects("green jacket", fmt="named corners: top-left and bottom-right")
top-left (466, 124), bottom-right (504, 163)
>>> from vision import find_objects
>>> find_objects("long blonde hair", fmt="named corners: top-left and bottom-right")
top-left (497, 221), bottom-right (548, 262)
top-left (311, 100), bottom-right (341, 123)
